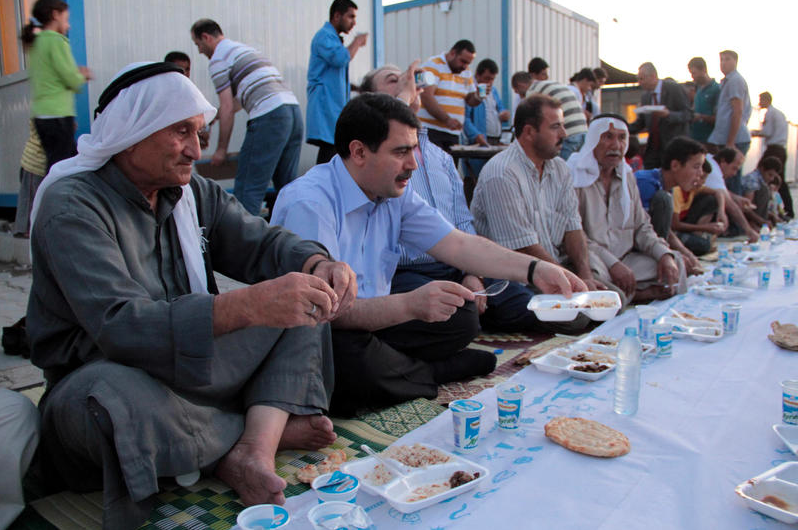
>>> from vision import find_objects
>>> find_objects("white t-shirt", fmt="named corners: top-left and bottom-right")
top-left (705, 155), bottom-right (728, 190)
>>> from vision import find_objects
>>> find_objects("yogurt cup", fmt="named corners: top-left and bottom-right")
top-left (636, 306), bottom-right (658, 342)
top-left (717, 243), bottom-right (729, 259)
top-left (450, 399), bottom-right (484, 453)
top-left (312, 471), bottom-right (359, 504)
top-left (237, 504), bottom-right (290, 530)
top-left (307, 501), bottom-right (374, 530)
top-left (477, 83), bottom-right (488, 99)
top-left (758, 268), bottom-right (771, 289)
top-left (721, 303), bottom-right (741, 334)
top-left (495, 382), bottom-right (526, 430)
top-left (783, 380), bottom-right (798, 425)
top-left (784, 265), bottom-right (796, 287)
top-left (652, 323), bottom-right (673, 358)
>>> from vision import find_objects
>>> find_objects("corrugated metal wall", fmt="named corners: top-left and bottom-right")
top-left (508, 0), bottom-right (598, 85)
top-left (82, 0), bottom-right (373, 175)
top-left (383, 0), bottom-right (503, 87)
top-left (0, 73), bottom-right (31, 199)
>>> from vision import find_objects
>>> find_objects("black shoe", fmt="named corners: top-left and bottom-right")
top-left (431, 348), bottom-right (497, 384)
top-left (2, 317), bottom-right (30, 358)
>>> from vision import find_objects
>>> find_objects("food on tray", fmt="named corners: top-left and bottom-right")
top-left (570, 353), bottom-right (615, 365)
top-left (297, 449), bottom-right (348, 483)
top-left (449, 470), bottom-right (479, 488)
top-left (578, 298), bottom-right (617, 309)
top-left (572, 362), bottom-right (609, 373)
top-left (673, 311), bottom-right (718, 323)
top-left (761, 495), bottom-right (791, 511)
top-left (384, 443), bottom-right (452, 467)
top-left (551, 302), bottom-right (576, 309)
top-left (769, 321), bottom-right (798, 351)
top-left (589, 335), bottom-right (619, 347)
top-left (365, 463), bottom-right (394, 486)
top-left (544, 417), bottom-right (630, 458)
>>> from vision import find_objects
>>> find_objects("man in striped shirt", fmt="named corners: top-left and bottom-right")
top-left (191, 19), bottom-right (302, 215)
top-left (418, 40), bottom-right (483, 153)
top-left (527, 57), bottom-right (588, 161)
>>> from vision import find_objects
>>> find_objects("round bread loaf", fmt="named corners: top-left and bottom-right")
top-left (544, 417), bottom-right (630, 457)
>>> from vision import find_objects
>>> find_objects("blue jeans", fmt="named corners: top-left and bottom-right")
top-left (559, 132), bottom-right (585, 161)
top-left (234, 104), bottom-right (303, 215)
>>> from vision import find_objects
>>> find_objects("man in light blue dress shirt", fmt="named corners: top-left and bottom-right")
top-left (273, 92), bottom-right (586, 415)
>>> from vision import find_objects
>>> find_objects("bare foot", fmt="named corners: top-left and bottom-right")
top-left (277, 414), bottom-right (337, 451)
top-left (215, 441), bottom-right (287, 506)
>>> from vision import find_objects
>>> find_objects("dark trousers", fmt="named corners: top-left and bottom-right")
top-left (34, 117), bottom-right (77, 172)
top-left (648, 189), bottom-right (674, 239)
top-left (426, 128), bottom-right (460, 155)
top-left (309, 140), bottom-right (337, 165)
top-left (676, 193), bottom-right (718, 256)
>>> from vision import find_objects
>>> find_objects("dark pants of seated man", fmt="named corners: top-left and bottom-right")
top-left (37, 325), bottom-right (333, 530)
top-left (648, 189), bottom-right (674, 240)
top-left (677, 193), bottom-right (719, 256)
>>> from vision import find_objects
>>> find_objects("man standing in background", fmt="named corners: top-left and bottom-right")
top-left (307, 0), bottom-right (368, 164)
top-left (708, 50), bottom-right (752, 156)
top-left (687, 57), bottom-right (720, 148)
top-left (418, 40), bottom-right (482, 153)
top-left (191, 19), bottom-right (303, 215)
top-left (752, 91), bottom-right (793, 218)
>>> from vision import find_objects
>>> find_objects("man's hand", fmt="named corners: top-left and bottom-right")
top-left (652, 108), bottom-right (670, 119)
top-left (211, 147), bottom-right (227, 166)
top-left (474, 134), bottom-right (489, 147)
top-left (499, 110), bottom-right (511, 122)
top-left (248, 272), bottom-right (339, 328)
top-left (352, 32), bottom-right (368, 48)
top-left (745, 226), bottom-right (760, 243)
top-left (532, 261), bottom-right (588, 298)
top-left (78, 66), bottom-right (93, 80)
top-left (657, 254), bottom-right (680, 295)
top-left (701, 221), bottom-right (726, 235)
top-left (407, 281), bottom-right (474, 322)
top-left (461, 274), bottom-right (487, 314)
top-left (609, 261), bottom-right (636, 298)
top-left (445, 117), bottom-right (463, 131)
top-left (717, 210), bottom-right (729, 231)
top-left (309, 260), bottom-right (357, 317)
top-left (682, 252), bottom-right (703, 276)
top-left (583, 277), bottom-right (607, 291)
top-left (396, 60), bottom-right (423, 110)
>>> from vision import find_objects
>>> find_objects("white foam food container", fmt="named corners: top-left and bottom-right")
top-left (531, 349), bottom-right (615, 381)
top-left (774, 424), bottom-right (798, 457)
top-left (339, 444), bottom-right (488, 514)
top-left (692, 284), bottom-right (754, 299)
top-left (573, 335), bottom-right (619, 352)
top-left (656, 317), bottom-right (723, 343)
top-left (742, 252), bottom-right (780, 265)
top-left (526, 291), bottom-right (621, 321)
top-left (735, 462), bottom-right (798, 524)
top-left (569, 340), bottom-right (654, 360)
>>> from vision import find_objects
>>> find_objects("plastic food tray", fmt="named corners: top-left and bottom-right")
top-left (735, 462), bottom-right (798, 524)
top-left (573, 335), bottom-right (619, 352)
top-left (339, 444), bottom-right (489, 514)
top-left (741, 252), bottom-right (780, 265)
top-left (692, 284), bottom-right (754, 299)
top-left (656, 316), bottom-right (723, 343)
top-left (774, 424), bottom-right (798, 457)
top-left (531, 349), bottom-right (615, 381)
top-left (526, 291), bottom-right (622, 321)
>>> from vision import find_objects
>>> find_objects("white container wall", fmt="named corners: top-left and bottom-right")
top-left (0, 0), bottom-right (375, 199)
top-left (384, 0), bottom-right (598, 109)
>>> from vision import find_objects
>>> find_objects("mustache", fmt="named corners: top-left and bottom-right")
top-left (396, 171), bottom-right (412, 181)
top-left (606, 150), bottom-right (623, 157)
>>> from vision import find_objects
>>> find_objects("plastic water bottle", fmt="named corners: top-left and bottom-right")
top-left (760, 225), bottom-right (771, 251)
top-left (614, 327), bottom-right (642, 415)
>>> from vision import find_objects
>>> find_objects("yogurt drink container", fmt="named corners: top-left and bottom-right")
top-left (652, 323), bottom-right (673, 358)
top-left (784, 266), bottom-right (796, 287)
top-left (312, 471), bottom-right (359, 504)
top-left (495, 382), bottom-right (526, 430)
top-left (636, 306), bottom-right (658, 342)
top-left (722, 303), bottom-right (741, 334)
top-left (237, 504), bottom-right (290, 530)
top-left (783, 380), bottom-right (798, 425)
top-left (758, 268), bottom-right (771, 289)
top-left (450, 399), bottom-right (484, 453)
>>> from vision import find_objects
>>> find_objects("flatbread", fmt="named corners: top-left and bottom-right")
top-left (769, 321), bottom-right (798, 352)
top-left (544, 417), bottom-right (630, 458)
top-left (296, 449), bottom-right (347, 483)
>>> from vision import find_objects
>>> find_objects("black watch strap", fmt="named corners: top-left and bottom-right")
top-left (526, 259), bottom-right (538, 285)
top-left (308, 258), bottom-right (333, 276)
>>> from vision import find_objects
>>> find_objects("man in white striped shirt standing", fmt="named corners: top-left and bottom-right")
top-left (418, 40), bottom-right (483, 153)
top-left (191, 19), bottom-right (302, 215)
top-left (471, 94), bottom-right (606, 320)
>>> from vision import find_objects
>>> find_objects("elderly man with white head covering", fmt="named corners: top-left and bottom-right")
top-left (27, 62), bottom-right (356, 529)
top-left (567, 114), bottom-right (685, 305)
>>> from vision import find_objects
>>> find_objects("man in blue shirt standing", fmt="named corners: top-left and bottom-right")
top-left (463, 58), bottom-right (510, 179)
top-left (306, 0), bottom-right (368, 164)
top-left (272, 93), bottom-right (586, 415)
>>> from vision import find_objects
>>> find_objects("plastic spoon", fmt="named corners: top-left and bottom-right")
top-left (473, 280), bottom-right (510, 297)
top-left (360, 444), bottom-right (412, 487)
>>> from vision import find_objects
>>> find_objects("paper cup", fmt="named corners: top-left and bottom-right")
top-left (636, 306), bottom-right (658, 342)
top-left (477, 83), bottom-right (488, 98)
top-left (496, 382), bottom-right (526, 430)
top-left (758, 268), bottom-right (771, 289)
top-left (307, 501), bottom-right (369, 530)
top-left (237, 504), bottom-right (290, 530)
top-left (784, 266), bottom-right (796, 287)
top-left (783, 381), bottom-right (798, 425)
top-left (721, 303), bottom-right (741, 334)
top-left (450, 399), bottom-right (484, 453)
top-left (652, 323), bottom-right (673, 358)
top-left (312, 472), bottom-right (359, 504)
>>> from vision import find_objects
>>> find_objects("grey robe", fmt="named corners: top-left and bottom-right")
top-left (28, 162), bottom-right (334, 529)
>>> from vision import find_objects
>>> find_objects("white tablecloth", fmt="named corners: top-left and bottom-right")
top-left (286, 242), bottom-right (798, 529)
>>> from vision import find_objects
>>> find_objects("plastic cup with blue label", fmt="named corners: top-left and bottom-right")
top-left (717, 243), bottom-right (729, 259)
top-left (783, 380), bottom-right (798, 425)
top-left (732, 242), bottom-right (743, 257)
top-left (312, 471), bottom-right (359, 504)
top-left (450, 399), bottom-right (484, 453)
top-left (636, 306), bottom-right (658, 342)
top-left (750, 242), bottom-right (761, 252)
top-left (758, 268), bottom-right (771, 289)
top-left (651, 323), bottom-right (673, 358)
top-left (784, 265), bottom-right (796, 287)
top-left (722, 303), bottom-right (741, 334)
top-left (496, 382), bottom-right (526, 430)
top-left (237, 504), bottom-right (290, 530)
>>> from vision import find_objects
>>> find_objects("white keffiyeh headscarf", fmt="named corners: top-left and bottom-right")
top-left (30, 62), bottom-right (217, 293)
top-left (567, 115), bottom-right (633, 223)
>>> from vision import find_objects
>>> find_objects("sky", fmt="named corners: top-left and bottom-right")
top-left (384, 0), bottom-right (793, 124)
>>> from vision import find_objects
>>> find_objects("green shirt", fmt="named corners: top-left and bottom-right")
top-left (690, 79), bottom-right (720, 143)
top-left (28, 30), bottom-right (86, 117)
